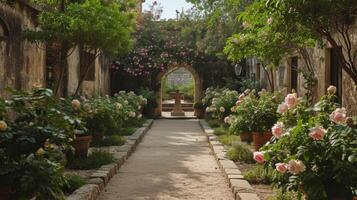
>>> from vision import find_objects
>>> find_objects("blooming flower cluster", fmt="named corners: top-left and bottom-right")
top-left (252, 85), bottom-right (357, 197)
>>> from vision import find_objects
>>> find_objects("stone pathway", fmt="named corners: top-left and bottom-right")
top-left (98, 119), bottom-right (234, 200)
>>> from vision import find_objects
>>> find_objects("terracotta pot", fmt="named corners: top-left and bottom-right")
top-left (0, 186), bottom-right (15, 200)
top-left (263, 131), bottom-right (273, 143)
top-left (92, 132), bottom-right (104, 141)
top-left (252, 132), bottom-right (266, 150)
top-left (194, 109), bottom-right (205, 119)
top-left (72, 135), bottom-right (92, 157)
top-left (240, 132), bottom-right (252, 142)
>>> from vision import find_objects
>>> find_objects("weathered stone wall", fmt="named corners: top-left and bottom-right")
top-left (67, 48), bottom-right (110, 96)
top-left (0, 1), bottom-right (46, 98)
top-left (248, 35), bottom-right (357, 115)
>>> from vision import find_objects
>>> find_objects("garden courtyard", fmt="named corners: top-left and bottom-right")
top-left (1, 0), bottom-right (357, 200)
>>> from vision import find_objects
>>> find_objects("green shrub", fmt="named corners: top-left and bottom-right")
top-left (243, 165), bottom-right (274, 184)
top-left (68, 150), bottom-right (115, 170)
top-left (218, 135), bottom-right (240, 146)
top-left (194, 101), bottom-right (205, 109)
top-left (62, 175), bottom-right (86, 194)
top-left (119, 127), bottom-right (136, 136)
top-left (207, 119), bottom-right (221, 128)
top-left (213, 127), bottom-right (228, 136)
top-left (91, 136), bottom-right (126, 147)
top-left (227, 144), bottom-right (254, 163)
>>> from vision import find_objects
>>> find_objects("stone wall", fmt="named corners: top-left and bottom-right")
top-left (0, 1), bottom-right (46, 98)
top-left (67, 47), bottom-right (110, 96)
top-left (247, 35), bottom-right (357, 115)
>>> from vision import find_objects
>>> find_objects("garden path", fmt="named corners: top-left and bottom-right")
top-left (98, 119), bottom-right (234, 200)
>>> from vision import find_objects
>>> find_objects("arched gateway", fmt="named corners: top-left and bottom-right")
top-left (155, 64), bottom-right (203, 116)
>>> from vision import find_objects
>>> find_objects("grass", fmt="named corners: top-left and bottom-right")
top-left (218, 134), bottom-right (241, 146)
top-left (68, 150), bottom-right (115, 170)
top-left (91, 135), bottom-right (126, 147)
top-left (62, 175), bottom-right (86, 194)
top-left (227, 143), bottom-right (255, 163)
top-left (243, 165), bottom-right (274, 184)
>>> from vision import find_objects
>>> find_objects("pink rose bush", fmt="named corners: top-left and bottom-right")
top-left (254, 86), bottom-right (357, 199)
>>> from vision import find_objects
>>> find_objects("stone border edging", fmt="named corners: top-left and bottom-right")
top-left (198, 119), bottom-right (261, 200)
top-left (66, 119), bottom-right (154, 200)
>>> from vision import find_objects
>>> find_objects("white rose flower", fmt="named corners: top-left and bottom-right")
top-left (71, 99), bottom-right (81, 110)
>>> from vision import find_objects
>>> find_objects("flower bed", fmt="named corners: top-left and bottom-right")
top-left (254, 87), bottom-right (357, 200)
top-left (202, 86), bottom-right (357, 200)
top-left (0, 87), bottom-right (149, 199)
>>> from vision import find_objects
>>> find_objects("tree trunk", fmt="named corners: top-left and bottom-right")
top-left (72, 48), bottom-right (99, 98)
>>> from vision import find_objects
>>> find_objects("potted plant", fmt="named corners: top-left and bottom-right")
top-left (251, 91), bottom-right (280, 150)
top-left (229, 115), bottom-right (252, 142)
top-left (254, 87), bottom-right (357, 200)
top-left (194, 101), bottom-right (205, 118)
top-left (230, 90), bottom-right (280, 149)
top-left (68, 99), bottom-right (93, 157)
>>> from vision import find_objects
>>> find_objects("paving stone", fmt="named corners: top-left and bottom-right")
top-left (224, 168), bottom-right (242, 176)
top-left (228, 174), bottom-right (244, 180)
top-left (125, 140), bottom-right (136, 146)
top-left (66, 184), bottom-right (99, 200)
top-left (235, 193), bottom-right (260, 200)
top-left (230, 179), bottom-right (254, 193)
top-left (90, 171), bottom-right (109, 185)
top-left (210, 140), bottom-right (223, 146)
top-left (117, 145), bottom-right (132, 155)
top-left (99, 164), bottom-right (117, 178)
top-left (205, 129), bottom-right (215, 136)
top-left (215, 152), bottom-right (227, 160)
top-left (209, 136), bottom-right (217, 141)
top-left (87, 178), bottom-right (105, 191)
top-left (219, 160), bottom-right (238, 169)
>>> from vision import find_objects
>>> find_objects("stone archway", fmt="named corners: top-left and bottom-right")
top-left (156, 64), bottom-right (203, 116)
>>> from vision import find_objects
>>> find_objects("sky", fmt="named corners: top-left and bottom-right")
top-left (142, 0), bottom-right (194, 19)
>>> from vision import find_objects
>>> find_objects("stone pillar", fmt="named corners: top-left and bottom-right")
top-left (171, 90), bottom-right (185, 116)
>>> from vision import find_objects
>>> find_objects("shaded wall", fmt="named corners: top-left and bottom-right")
top-left (0, 1), bottom-right (45, 98)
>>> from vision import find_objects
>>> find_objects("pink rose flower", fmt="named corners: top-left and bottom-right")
top-left (272, 122), bottom-right (284, 138)
top-left (329, 108), bottom-right (347, 124)
top-left (236, 100), bottom-right (243, 106)
top-left (284, 93), bottom-right (299, 109)
top-left (309, 126), bottom-right (326, 140)
top-left (253, 151), bottom-right (265, 164)
top-left (238, 94), bottom-right (245, 100)
top-left (224, 116), bottom-right (230, 124)
top-left (277, 102), bottom-right (288, 114)
top-left (275, 163), bottom-right (287, 173)
top-left (288, 160), bottom-right (306, 175)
